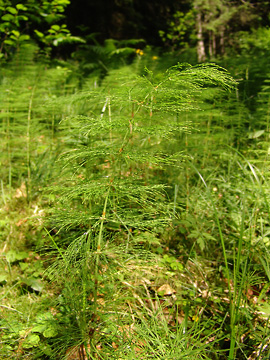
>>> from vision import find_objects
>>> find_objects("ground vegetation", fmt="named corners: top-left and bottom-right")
top-left (0, 1), bottom-right (270, 359)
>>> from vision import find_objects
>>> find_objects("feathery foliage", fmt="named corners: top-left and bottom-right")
top-left (42, 62), bottom-right (237, 358)
top-left (0, 44), bottom-right (77, 198)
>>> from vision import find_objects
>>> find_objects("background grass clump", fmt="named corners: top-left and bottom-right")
top-left (0, 43), bottom-right (270, 360)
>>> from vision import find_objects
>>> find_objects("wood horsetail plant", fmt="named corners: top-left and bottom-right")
top-left (46, 63), bottom-right (236, 359)
top-left (0, 44), bottom-right (77, 201)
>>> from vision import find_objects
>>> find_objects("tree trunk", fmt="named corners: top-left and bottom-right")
top-left (212, 32), bottom-right (216, 57)
top-left (195, 7), bottom-right (206, 62)
top-left (220, 27), bottom-right (225, 55)
top-left (209, 31), bottom-right (212, 58)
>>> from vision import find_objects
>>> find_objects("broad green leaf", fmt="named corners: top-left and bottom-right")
top-left (16, 4), bottom-right (28, 11)
top-left (57, 0), bottom-right (70, 5)
top-left (22, 334), bottom-right (40, 349)
top-left (11, 30), bottom-right (20, 37)
top-left (6, 250), bottom-right (28, 263)
top-left (36, 312), bottom-right (54, 322)
top-left (53, 37), bottom-right (63, 46)
top-left (7, 6), bottom-right (17, 14)
top-left (17, 15), bottom-right (28, 21)
top-left (19, 262), bottom-right (29, 271)
top-left (19, 34), bottom-right (30, 41)
top-left (3, 39), bottom-right (15, 45)
top-left (262, 237), bottom-right (270, 246)
top-left (0, 274), bottom-right (8, 283)
top-left (1, 14), bottom-right (14, 21)
top-left (248, 130), bottom-right (265, 139)
top-left (43, 327), bottom-right (58, 338)
top-left (34, 29), bottom-right (44, 38)
top-left (32, 324), bottom-right (47, 333)
top-left (51, 24), bottom-right (60, 31)
top-left (23, 278), bottom-right (43, 292)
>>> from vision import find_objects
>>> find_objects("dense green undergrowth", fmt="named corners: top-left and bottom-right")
top-left (1, 46), bottom-right (270, 359)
